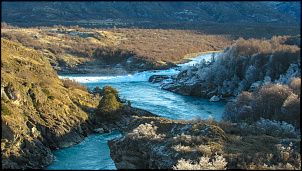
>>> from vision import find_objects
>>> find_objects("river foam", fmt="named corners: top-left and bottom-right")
top-left (59, 52), bottom-right (221, 84)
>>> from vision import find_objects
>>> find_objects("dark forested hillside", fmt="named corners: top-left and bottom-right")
top-left (1, 1), bottom-right (299, 28)
top-left (260, 1), bottom-right (301, 20)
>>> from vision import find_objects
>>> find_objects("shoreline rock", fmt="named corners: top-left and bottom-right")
top-left (148, 75), bottom-right (171, 83)
top-left (107, 116), bottom-right (229, 169)
top-left (209, 95), bottom-right (221, 102)
top-left (148, 72), bottom-right (235, 101)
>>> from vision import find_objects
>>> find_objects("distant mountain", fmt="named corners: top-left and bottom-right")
top-left (259, 1), bottom-right (301, 20)
top-left (1, 1), bottom-right (300, 28)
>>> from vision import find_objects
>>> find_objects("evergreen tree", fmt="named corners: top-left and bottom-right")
top-left (97, 85), bottom-right (124, 121)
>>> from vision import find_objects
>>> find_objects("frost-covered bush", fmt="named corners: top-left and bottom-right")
top-left (223, 82), bottom-right (300, 128)
top-left (252, 118), bottom-right (300, 138)
top-left (222, 91), bottom-right (253, 122)
top-left (173, 133), bottom-right (198, 146)
top-left (281, 93), bottom-right (300, 127)
top-left (192, 37), bottom-right (300, 97)
top-left (288, 77), bottom-right (301, 97)
top-left (172, 144), bottom-right (212, 156)
top-left (172, 144), bottom-right (192, 152)
top-left (128, 121), bottom-right (166, 140)
top-left (251, 82), bottom-right (293, 121)
top-left (172, 153), bottom-right (227, 170)
top-left (276, 64), bottom-right (301, 86)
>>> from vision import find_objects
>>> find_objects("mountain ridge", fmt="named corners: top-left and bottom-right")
top-left (1, 1), bottom-right (299, 28)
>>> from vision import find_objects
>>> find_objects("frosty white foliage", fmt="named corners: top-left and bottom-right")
top-left (275, 63), bottom-right (301, 85)
top-left (253, 118), bottom-right (300, 138)
top-left (173, 133), bottom-right (195, 145)
top-left (172, 153), bottom-right (227, 170)
top-left (245, 65), bottom-right (259, 84)
top-left (172, 144), bottom-right (212, 155)
top-left (172, 144), bottom-right (192, 152)
top-left (276, 142), bottom-right (294, 162)
top-left (262, 162), bottom-right (297, 170)
top-left (128, 121), bottom-right (166, 140)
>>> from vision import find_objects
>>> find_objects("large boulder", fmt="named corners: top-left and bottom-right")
top-left (209, 95), bottom-right (221, 102)
top-left (148, 75), bottom-right (170, 83)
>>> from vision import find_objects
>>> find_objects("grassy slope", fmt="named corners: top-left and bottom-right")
top-left (1, 27), bottom-right (234, 72)
top-left (1, 38), bottom-right (101, 169)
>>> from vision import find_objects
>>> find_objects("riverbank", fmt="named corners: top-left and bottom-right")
top-left (108, 115), bottom-right (301, 170)
top-left (1, 38), bottom-right (160, 169)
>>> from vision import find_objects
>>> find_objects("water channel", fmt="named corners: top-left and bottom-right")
top-left (44, 53), bottom-right (226, 170)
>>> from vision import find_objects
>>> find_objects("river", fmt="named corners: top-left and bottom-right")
top-left (44, 53), bottom-right (226, 170)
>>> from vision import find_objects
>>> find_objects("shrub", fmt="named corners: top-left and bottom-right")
top-left (61, 78), bottom-right (89, 92)
top-left (1, 101), bottom-right (11, 115)
top-left (172, 153), bottom-right (227, 170)
top-left (92, 86), bottom-right (102, 96)
top-left (261, 141), bottom-right (301, 170)
top-left (251, 82), bottom-right (296, 124)
top-left (99, 85), bottom-right (121, 102)
top-left (288, 77), bottom-right (301, 97)
top-left (281, 93), bottom-right (300, 128)
top-left (172, 143), bottom-right (213, 156)
top-left (222, 91), bottom-right (253, 122)
top-left (223, 82), bottom-right (300, 128)
top-left (252, 118), bottom-right (300, 138)
top-left (97, 93), bottom-right (124, 121)
top-left (128, 121), bottom-right (166, 140)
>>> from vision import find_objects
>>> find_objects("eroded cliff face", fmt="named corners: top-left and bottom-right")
top-left (108, 116), bottom-right (228, 169)
top-left (1, 38), bottom-right (101, 169)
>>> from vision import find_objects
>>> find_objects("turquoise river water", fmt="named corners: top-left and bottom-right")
top-left (44, 53), bottom-right (226, 170)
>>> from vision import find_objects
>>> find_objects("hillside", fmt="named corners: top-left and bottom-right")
top-left (1, 26), bottom-right (236, 74)
top-left (2, 24), bottom-right (300, 75)
top-left (159, 35), bottom-right (300, 98)
top-left (1, 1), bottom-right (299, 28)
top-left (1, 38), bottom-right (157, 169)
top-left (1, 38), bottom-right (101, 168)
top-left (260, 1), bottom-right (301, 20)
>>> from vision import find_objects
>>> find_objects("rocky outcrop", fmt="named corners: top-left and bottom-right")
top-left (107, 116), bottom-right (229, 169)
top-left (148, 75), bottom-right (171, 83)
top-left (108, 115), bottom-right (302, 170)
top-left (209, 95), bottom-right (221, 102)
top-left (148, 69), bottom-right (233, 101)
top-left (1, 38), bottom-right (98, 169)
